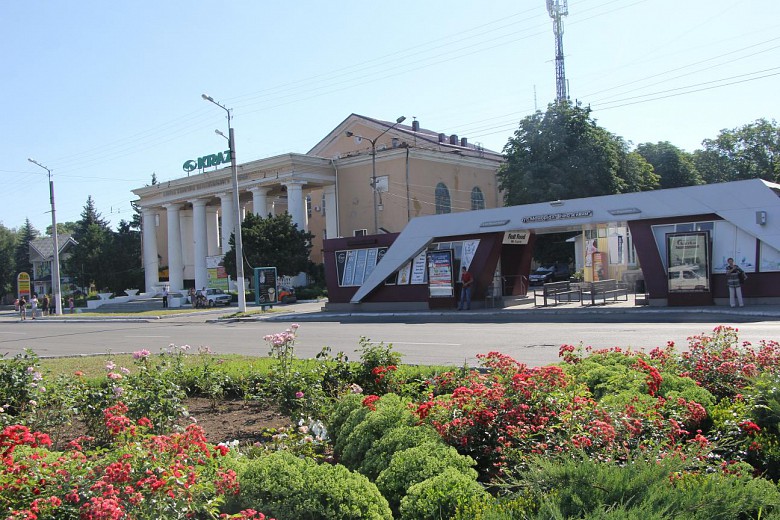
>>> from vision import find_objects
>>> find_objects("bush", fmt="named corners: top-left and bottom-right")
top-left (359, 424), bottom-right (442, 480)
top-left (376, 442), bottom-right (478, 513)
top-left (327, 392), bottom-right (366, 450)
top-left (338, 393), bottom-right (415, 470)
top-left (231, 451), bottom-right (392, 520)
top-left (505, 452), bottom-right (780, 520)
top-left (399, 467), bottom-right (489, 520)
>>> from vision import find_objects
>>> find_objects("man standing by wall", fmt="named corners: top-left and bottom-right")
top-left (458, 266), bottom-right (473, 311)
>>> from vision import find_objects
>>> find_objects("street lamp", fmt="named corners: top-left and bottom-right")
top-left (345, 115), bottom-right (406, 234)
top-left (27, 158), bottom-right (63, 316)
top-left (201, 94), bottom-right (247, 313)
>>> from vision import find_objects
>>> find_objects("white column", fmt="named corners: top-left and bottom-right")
top-left (190, 199), bottom-right (209, 292)
top-left (207, 207), bottom-right (220, 256)
top-left (165, 203), bottom-right (184, 291)
top-left (284, 181), bottom-right (306, 229)
top-left (142, 207), bottom-right (159, 293)
top-left (324, 185), bottom-right (338, 239)
top-left (250, 186), bottom-right (270, 217)
top-left (218, 192), bottom-right (234, 255)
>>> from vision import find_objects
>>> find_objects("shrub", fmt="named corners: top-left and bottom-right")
top-left (376, 442), bottom-right (478, 513)
top-left (504, 451), bottom-right (780, 520)
top-left (232, 451), bottom-right (392, 520)
top-left (338, 393), bottom-right (415, 470)
top-left (399, 467), bottom-right (489, 520)
top-left (359, 424), bottom-right (442, 479)
top-left (355, 338), bottom-right (403, 395)
top-left (326, 392), bottom-right (366, 449)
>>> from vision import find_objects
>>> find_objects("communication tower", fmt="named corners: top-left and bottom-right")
top-left (547, 0), bottom-right (569, 102)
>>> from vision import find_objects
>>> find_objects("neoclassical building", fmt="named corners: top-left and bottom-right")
top-left (132, 114), bottom-right (504, 293)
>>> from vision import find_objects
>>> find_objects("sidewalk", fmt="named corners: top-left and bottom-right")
top-left (254, 298), bottom-right (780, 323)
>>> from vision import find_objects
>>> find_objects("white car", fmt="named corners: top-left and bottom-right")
top-left (202, 288), bottom-right (232, 306)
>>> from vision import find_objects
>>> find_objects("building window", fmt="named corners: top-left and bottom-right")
top-left (435, 183), bottom-right (451, 214)
top-left (471, 187), bottom-right (485, 210)
top-left (354, 229), bottom-right (367, 237)
top-left (321, 195), bottom-right (326, 217)
top-left (306, 195), bottom-right (312, 218)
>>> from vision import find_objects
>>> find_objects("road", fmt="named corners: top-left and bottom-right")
top-left (2, 311), bottom-right (779, 367)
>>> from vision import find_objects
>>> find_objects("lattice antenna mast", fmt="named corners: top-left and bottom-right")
top-left (547, 0), bottom-right (569, 102)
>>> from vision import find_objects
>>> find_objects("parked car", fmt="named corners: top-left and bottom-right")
top-left (202, 288), bottom-right (232, 306)
top-left (278, 286), bottom-right (297, 304)
top-left (529, 263), bottom-right (571, 286)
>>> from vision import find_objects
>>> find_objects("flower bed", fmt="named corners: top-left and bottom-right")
top-left (2, 325), bottom-right (780, 519)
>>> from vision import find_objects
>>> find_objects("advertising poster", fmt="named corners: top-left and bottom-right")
top-left (410, 251), bottom-right (428, 284)
top-left (666, 232), bottom-right (710, 292)
top-left (592, 252), bottom-right (606, 281)
top-left (206, 255), bottom-right (229, 291)
top-left (396, 262), bottom-right (412, 285)
top-left (254, 267), bottom-right (278, 304)
top-left (427, 249), bottom-right (454, 297)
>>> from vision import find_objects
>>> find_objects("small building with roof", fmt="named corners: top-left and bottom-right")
top-left (29, 233), bottom-right (77, 297)
top-left (323, 179), bottom-right (780, 309)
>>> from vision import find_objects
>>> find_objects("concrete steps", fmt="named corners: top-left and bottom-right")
top-left (90, 298), bottom-right (167, 313)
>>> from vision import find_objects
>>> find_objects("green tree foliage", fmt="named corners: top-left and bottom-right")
top-left (223, 212), bottom-right (314, 278)
top-left (14, 219), bottom-right (38, 278)
top-left (498, 101), bottom-right (658, 205)
top-left (65, 196), bottom-right (113, 290)
top-left (636, 141), bottom-right (703, 188)
top-left (0, 223), bottom-right (17, 297)
top-left (45, 221), bottom-right (78, 237)
top-left (694, 118), bottom-right (780, 183)
top-left (103, 219), bottom-right (143, 292)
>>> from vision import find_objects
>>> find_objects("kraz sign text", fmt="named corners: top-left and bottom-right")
top-left (183, 150), bottom-right (231, 173)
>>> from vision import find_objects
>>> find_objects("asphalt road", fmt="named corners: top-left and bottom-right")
top-left (2, 310), bottom-right (780, 367)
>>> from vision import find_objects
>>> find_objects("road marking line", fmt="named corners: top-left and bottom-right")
top-left (125, 335), bottom-right (169, 338)
top-left (0, 332), bottom-right (26, 335)
top-left (373, 341), bottom-right (460, 346)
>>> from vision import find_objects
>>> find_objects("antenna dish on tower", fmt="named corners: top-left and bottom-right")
top-left (547, 0), bottom-right (569, 103)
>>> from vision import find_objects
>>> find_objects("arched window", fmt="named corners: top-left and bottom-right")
top-left (435, 183), bottom-right (451, 214)
top-left (471, 187), bottom-right (485, 210)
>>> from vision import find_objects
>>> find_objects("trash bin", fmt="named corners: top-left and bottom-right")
top-left (635, 279), bottom-right (645, 294)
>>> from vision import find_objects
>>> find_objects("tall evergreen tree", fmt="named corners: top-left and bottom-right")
top-left (65, 197), bottom-right (112, 290)
top-left (0, 224), bottom-right (18, 298)
top-left (14, 219), bottom-right (38, 279)
top-left (104, 219), bottom-right (143, 293)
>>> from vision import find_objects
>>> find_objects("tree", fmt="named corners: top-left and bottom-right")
top-left (636, 141), bottom-right (703, 189)
top-left (65, 197), bottom-right (113, 291)
top-left (14, 219), bottom-right (38, 279)
top-left (46, 221), bottom-right (78, 237)
top-left (694, 118), bottom-right (780, 184)
top-left (103, 219), bottom-right (143, 292)
top-left (498, 101), bottom-right (642, 205)
top-left (619, 148), bottom-right (660, 193)
top-left (0, 224), bottom-right (17, 298)
top-left (222, 213), bottom-right (314, 279)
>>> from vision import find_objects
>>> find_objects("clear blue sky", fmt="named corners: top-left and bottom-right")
top-left (2, 0), bottom-right (778, 233)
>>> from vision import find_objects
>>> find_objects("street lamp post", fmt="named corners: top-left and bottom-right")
top-left (27, 158), bottom-right (63, 316)
top-left (345, 116), bottom-right (406, 234)
top-left (201, 94), bottom-right (247, 313)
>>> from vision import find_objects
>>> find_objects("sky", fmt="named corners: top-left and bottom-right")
top-left (2, 0), bottom-right (778, 233)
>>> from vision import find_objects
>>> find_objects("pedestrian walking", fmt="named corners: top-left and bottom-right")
top-left (726, 257), bottom-right (746, 307)
top-left (19, 296), bottom-right (27, 321)
top-left (68, 296), bottom-right (75, 313)
top-left (162, 286), bottom-right (169, 308)
top-left (42, 294), bottom-right (50, 316)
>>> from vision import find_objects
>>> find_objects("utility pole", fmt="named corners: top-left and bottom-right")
top-left (547, 0), bottom-right (569, 103)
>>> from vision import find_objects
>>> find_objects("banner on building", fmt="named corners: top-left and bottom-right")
top-left (206, 255), bottom-right (229, 291)
top-left (427, 249), bottom-right (454, 298)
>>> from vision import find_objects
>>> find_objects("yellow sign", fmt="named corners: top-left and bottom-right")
top-left (17, 272), bottom-right (31, 299)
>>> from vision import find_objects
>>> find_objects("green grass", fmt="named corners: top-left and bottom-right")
top-left (38, 353), bottom-right (277, 379)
